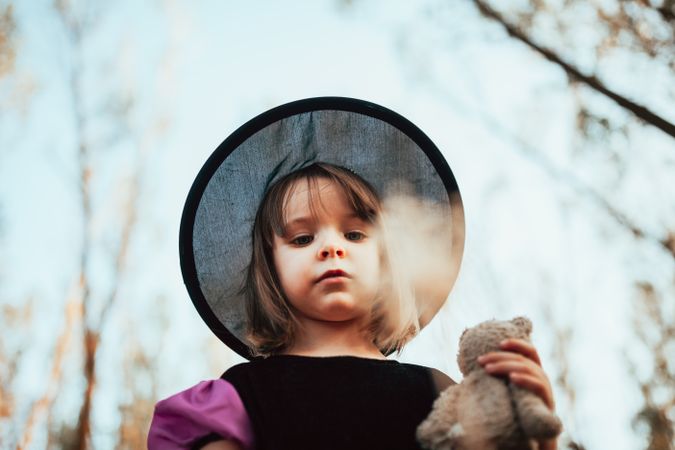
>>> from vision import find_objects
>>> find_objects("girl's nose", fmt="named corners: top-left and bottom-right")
top-left (318, 243), bottom-right (346, 259)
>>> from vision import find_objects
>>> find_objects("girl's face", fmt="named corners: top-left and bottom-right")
top-left (272, 177), bottom-right (381, 325)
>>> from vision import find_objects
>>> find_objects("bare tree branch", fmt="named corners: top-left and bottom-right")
top-left (18, 289), bottom-right (81, 450)
top-left (471, 0), bottom-right (675, 140)
top-left (96, 164), bottom-right (139, 334)
top-left (0, 299), bottom-right (31, 448)
top-left (53, 3), bottom-right (99, 448)
top-left (418, 73), bottom-right (675, 260)
top-left (652, 0), bottom-right (675, 23)
top-left (53, 1), bottom-right (152, 444)
top-left (629, 282), bottom-right (675, 450)
top-left (114, 320), bottom-right (161, 450)
top-left (0, 3), bottom-right (16, 78)
top-left (541, 303), bottom-right (587, 450)
top-left (59, 6), bottom-right (95, 446)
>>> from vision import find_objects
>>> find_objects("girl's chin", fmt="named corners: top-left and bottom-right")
top-left (313, 298), bottom-right (372, 321)
top-left (288, 293), bottom-right (376, 322)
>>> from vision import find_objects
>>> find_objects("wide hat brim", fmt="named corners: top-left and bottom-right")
top-left (179, 97), bottom-right (464, 360)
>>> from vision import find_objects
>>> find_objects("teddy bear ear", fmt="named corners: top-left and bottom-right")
top-left (511, 316), bottom-right (532, 334)
top-left (459, 327), bottom-right (469, 342)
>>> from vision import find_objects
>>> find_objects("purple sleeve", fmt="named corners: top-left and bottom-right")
top-left (148, 379), bottom-right (255, 450)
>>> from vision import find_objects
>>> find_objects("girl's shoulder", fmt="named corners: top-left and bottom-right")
top-left (398, 361), bottom-right (456, 392)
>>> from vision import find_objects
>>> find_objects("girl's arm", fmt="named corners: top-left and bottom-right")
top-left (477, 338), bottom-right (558, 450)
top-left (201, 440), bottom-right (243, 450)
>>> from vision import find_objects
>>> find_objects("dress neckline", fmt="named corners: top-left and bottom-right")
top-left (266, 354), bottom-right (398, 364)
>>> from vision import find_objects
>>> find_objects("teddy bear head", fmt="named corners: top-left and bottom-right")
top-left (457, 316), bottom-right (533, 375)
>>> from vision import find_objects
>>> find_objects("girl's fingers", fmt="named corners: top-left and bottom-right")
top-left (483, 360), bottom-right (540, 378)
top-left (478, 350), bottom-right (539, 373)
top-left (499, 338), bottom-right (542, 366)
top-left (478, 351), bottom-right (528, 364)
top-left (508, 373), bottom-right (555, 410)
top-left (480, 354), bottom-right (555, 411)
top-left (538, 438), bottom-right (558, 450)
top-left (476, 342), bottom-right (556, 414)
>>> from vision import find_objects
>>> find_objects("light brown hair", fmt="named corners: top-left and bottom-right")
top-left (243, 162), bottom-right (419, 357)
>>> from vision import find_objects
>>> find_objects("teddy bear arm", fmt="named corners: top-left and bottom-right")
top-left (512, 387), bottom-right (562, 440)
top-left (463, 373), bottom-right (523, 445)
top-left (417, 385), bottom-right (464, 450)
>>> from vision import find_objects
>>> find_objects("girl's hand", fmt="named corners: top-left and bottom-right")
top-left (477, 338), bottom-right (558, 450)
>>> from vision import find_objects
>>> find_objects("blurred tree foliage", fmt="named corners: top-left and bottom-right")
top-left (472, 0), bottom-right (675, 140)
top-left (469, 1), bottom-right (674, 449)
top-left (631, 283), bottom-right (675, 450)
top-left (469, 3), bottom-right (674, 448)
top-left (0, 0), bottom-right (164, 448)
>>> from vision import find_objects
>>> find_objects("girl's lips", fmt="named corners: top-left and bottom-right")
top-left (316, 270), bottom-right (350, 283)
top-left (318, 276), bottom-right (349, 285)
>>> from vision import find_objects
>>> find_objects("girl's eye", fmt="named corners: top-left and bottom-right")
top-left (345, 231), bottom-right (365, 241)
top-left (291, 235), bottom-right (313, 246)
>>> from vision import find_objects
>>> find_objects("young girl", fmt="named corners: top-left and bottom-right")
top-left (148, 163), bottom-right (558, 450)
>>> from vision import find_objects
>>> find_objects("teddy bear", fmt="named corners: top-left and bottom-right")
top-left (416, 317), bottom-right (562, 450)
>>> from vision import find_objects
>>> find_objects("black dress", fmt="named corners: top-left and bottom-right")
top-left (221, 354), bottom-right (454, 450)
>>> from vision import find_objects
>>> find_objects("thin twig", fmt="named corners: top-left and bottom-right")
top-left (471, 0), bottom-right (675, 140)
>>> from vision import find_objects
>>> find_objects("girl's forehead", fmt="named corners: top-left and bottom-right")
top-left (282, 177), bottom-right (354, 221)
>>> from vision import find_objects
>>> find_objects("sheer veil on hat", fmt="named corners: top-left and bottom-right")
top-left (179, 97), bottom-right (464, 360)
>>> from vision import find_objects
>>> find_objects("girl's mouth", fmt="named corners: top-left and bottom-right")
top-left (316, 270), bottom-right (350, 283)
